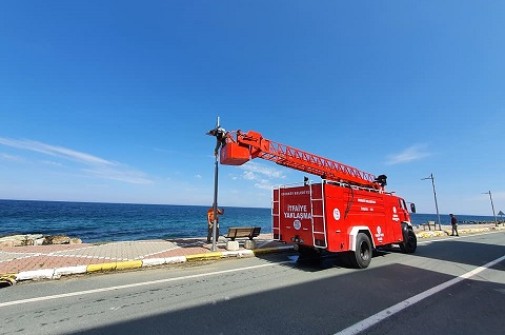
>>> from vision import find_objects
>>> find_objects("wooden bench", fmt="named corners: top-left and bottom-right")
top-left (225, 227), bottom-right (261, 241)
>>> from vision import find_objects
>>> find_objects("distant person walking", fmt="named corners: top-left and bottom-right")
top-left (207, 207), bottom-right (224, 243)
top-left (450, 213), bottom-right (459, 236)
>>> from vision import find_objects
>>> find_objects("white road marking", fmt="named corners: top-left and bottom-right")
top-left (0, 261), bottom-right (290, 308)
top-left (335, 254), bottom-right (505, 335)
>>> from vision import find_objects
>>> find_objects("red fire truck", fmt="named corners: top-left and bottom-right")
top-left (212, 127), bottom-right (417, 268)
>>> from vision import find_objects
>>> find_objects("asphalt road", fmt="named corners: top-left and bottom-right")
top-left (1, 232), bottom-right (504, 335)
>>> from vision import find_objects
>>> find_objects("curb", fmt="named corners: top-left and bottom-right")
top-left (185, 251), bottom-right (223, 262)
top-left (2, 245), bottom-right (295, 284)
top-left (415, 225), bottom-right (505, 239)
top-left (416, 231), bottom-right (447, 238)
top-left (0, 274), bottom-right (17, 288)
top-left (86, 260), bottom-right (143, 273)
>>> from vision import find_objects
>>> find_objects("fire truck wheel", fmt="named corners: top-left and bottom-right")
top-left (349, 233), bottom-right (372, 269)
top-left (400, 229), bottom-right (417, 254)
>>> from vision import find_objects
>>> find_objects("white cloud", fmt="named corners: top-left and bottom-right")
top-left (243, 170), bottom-right (256, 181)
top-left (0, 137), bottom-right (113, 165)
top-left (237, 161), bottom-right (286, 190)
top-left (83, 167), bottom-right (151, 184)
top-left (254, 179), bottom-right (276, 190)
top-left (385, 144), bottom-right (431, 165)
top-left (0, 137), bottom-right (152, 184)
top-left (0, 152), bottom-right (24, 162)
top-left (41, 160), bottom-right (64, 167)
top-left (239, 161), bottom-right (285, 179)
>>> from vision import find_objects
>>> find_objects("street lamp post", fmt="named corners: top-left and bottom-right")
top-left (207, 116), bottom-right (225, 252)
top-left (482, 190), bottom-right (498, 226)
top-left (211, 151), bottom-right (219, 251)
top-left (422, 173), bottom-right (441, 230)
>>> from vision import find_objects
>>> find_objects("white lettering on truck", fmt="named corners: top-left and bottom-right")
top-left (357, 198), bottom-right (377, 204)
top-left (284, 204), bottom-right (312, 219)
top-left (284, 212), bottom-right (312, 219)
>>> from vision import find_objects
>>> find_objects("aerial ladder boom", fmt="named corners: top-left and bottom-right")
top-left (215, 129), bottom-right (383, 190)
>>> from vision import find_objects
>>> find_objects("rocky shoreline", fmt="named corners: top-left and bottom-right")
top-left (0, 234), bottom-right (82, 248)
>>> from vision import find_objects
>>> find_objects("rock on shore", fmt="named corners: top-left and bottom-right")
top-left (0, 234), bottom-right (82, 248)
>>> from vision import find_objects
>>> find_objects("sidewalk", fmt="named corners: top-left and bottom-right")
top-left (0, 235), bottom-right (292, 286)
top-left (1, 224), bottom-right (503, 287)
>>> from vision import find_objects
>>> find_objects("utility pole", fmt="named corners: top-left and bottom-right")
top-left (482, 190), bottom-right (498, 226)
top-left (207, 116), bottom-right (225, 251)
top-left (422, 173), bottom-right (441, 230)
top-left (211, 147), bottom-right (219, 251)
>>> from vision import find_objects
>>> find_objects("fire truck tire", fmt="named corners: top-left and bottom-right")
top-left (349, 233), bottom-right (372, 269)
top-left (400, 229), bottom-right (417, 254)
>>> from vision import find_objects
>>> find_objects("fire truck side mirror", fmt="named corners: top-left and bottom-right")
top-left (410, 203), bottom-right (416, 213)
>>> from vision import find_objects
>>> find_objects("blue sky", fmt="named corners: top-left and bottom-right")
top-left (1, 1), bottom-right (504, 216)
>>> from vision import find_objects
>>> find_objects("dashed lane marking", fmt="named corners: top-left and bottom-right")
top-left (334, 254), bottom-right (505, 335)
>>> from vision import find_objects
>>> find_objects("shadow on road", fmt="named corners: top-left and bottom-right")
top-left (257, 235), bottom-right (504, 273)
top-left (67, 261), bottom-right (505, 335)
top-left (415, 237), bottom-right (505, 270)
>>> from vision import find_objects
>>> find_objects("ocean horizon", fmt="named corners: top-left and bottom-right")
top-left (0, 199), bottom-right (499, 243)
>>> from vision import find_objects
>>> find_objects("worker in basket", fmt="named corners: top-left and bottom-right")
top-left (207, 207), bottom-right (224, 243)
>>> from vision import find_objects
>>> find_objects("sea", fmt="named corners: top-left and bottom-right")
top-left (0, 199), bottom-right (499, 243)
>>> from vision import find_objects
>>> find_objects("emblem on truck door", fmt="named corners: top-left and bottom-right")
top-left (392, 206), bottom-right (400, 222)
top-left (375, 226), bottom-right (384, 242)
top-left (333, 208), bottom-right (341, 221)
top-left (293, 219), bottom-right (302, 230)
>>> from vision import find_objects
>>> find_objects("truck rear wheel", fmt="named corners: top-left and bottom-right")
top-left (348, 233), bottom-right (372, 269)
top-left (400, 229), bottom-right (417, 254)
